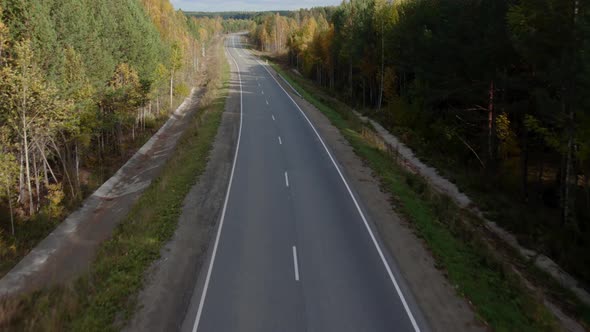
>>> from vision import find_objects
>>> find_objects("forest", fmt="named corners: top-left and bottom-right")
top-left (250, 0), bottom-right (590, 286)
top-left (0, 0), bottom-right (248, 271)
top-left (185, 11), bottom-right (291, 20)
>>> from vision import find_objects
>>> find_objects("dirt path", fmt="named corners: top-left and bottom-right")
top-left (0, 89), bottom-right (204, 299)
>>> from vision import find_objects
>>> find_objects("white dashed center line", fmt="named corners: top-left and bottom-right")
top-left (292, 246), bottom-right (300, 281)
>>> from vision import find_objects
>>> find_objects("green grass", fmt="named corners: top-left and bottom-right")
top-left (272, 63), bottom-right (559, 331)
top-left (70, 58), bottom-right (228, 330)
top-left (0, 41), bottom-right (230, 332)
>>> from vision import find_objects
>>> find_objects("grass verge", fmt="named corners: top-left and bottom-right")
top-left (0, 39), bottom-right (229, 331)
top-left (271, 62), bottom-right (560, 331)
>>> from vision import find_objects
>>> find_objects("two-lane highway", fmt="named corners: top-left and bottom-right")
top-left (184, 34), bottom-right (426, 332)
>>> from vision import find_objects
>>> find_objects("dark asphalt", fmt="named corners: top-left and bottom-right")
top-left (184, 35), bottom-right (423, 332)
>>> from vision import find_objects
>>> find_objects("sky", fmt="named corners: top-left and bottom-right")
top-left (170, 0), bottom-right (342, 12)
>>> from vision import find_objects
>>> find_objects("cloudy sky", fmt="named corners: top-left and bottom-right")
top-left (171, 0), bottom-right (342, 12)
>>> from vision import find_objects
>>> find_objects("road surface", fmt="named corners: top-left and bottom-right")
top-left (183, 34), bottom-right (427, 332)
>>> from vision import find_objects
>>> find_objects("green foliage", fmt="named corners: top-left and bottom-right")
top-left (0, 5), bottom-right (8, 63)
top-left (524, 115), bottom-right (561, 152)
top-left (173, 83), bottom-right (190, 98)
top-left (105, 63), bottom-right (144, 115)
top-left (0, 150), bottom-right (18, 206)
top-left (43, 184), bottom-right (65, 219)
top-left (222, 18), bottom-right (256, 33)
top-left (170, 42), bottom-right (183, 73)
top-left (0, 0), bottom-right (226, 277)
top-left (0, 40), bottom-right (72, 143)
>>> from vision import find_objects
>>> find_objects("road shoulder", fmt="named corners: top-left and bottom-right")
top-left (125, 42), bottom-right (240, 332)
top-left (263, 64), bottom-right (485, 332)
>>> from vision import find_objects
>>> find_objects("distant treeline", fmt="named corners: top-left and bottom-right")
top-left (250, 0), bottom-right (590, 285)
top-left (185, 11), bottom-right (291, 20)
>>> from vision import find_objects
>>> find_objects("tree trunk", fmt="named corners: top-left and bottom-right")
top-left (537, 153), bottom-right (544, 189)
top-left (75, 142), bottom-right (80, 190)
top-left (362, 79), bottom-right (366, 108)
top-left (33, 150), bottom-right (40, 210)
top-left (42, 152), bottom-right (49, 187)
top-left (18, 150), bottom-right (24, 204)
top-left (275, 18), bottom-right (280, 51)
top-left (349, 60), bottom-right (353, 100)
top-left (560, 0), bottom-right (579, 226)
top-left (35, 143), bottom-right (57, 185)
top-left (193, 42), bottom-right (197, 72)
top-left (522, 122), bottom-right (529, 203)
top-left (6, 184), bottom-right (14, 236)
top-left (378, 19), bottom-right (384, 111)
top-left (330, 62), bottom-right (335, 90)
top-left (170, 73), bottom-right (174, 111)
top-left (22, 115), bottom-right (34, 215)
top-left (563, 115), bottom-right (574, 224)
top-left (487, 80), bottom-right (495, 165)
top-left (50, 138), bottom-right (75, 198)
top-left (585, 173), bottom-right (589, 212)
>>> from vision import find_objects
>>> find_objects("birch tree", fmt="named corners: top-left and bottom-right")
top-left (0, 40), bottom-right (70, 215)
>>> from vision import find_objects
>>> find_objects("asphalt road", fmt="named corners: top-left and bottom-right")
top-left (184, 34), bottom-right (426, 332)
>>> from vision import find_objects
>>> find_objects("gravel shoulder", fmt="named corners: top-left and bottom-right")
top-left (125, 47), bottom-right (240, 332)
top-left (264, 64), bottom-right (486, 332)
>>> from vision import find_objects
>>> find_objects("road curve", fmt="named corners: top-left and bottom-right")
top-left (182, 34), bottom-right (427, 332)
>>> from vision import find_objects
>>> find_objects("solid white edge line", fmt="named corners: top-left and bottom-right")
top-left (192, 35), bottom-right (244, 332)
top-left (292, 246), bottom-right (300, 281)
top-left (284, 171), bottom-right (289, 187)
top-left (279, 73), bottom-right (302, 97)
top-left (259, 62), bottom-right (421, 332)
